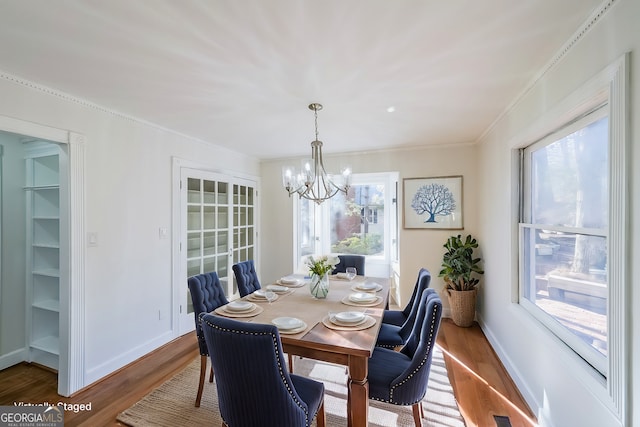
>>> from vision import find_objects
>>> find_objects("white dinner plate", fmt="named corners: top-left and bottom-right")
top-left (266, 284), bottom-right (288, 293)
top-left (272, 317), bottom-right (304, 330)
top-left (333, 311), bottom-right (366, 324)
top-left (279, 276), bottom-right (299, 284)
top-left (356, 282), bottom-right (379, 291)
top-left (224, 301), bottom-right (255, 312)
top-left (349, 292), bottom-right (377, 303)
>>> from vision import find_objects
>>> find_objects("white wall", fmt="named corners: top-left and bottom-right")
top-left (260, 144), bottom-right (478, 312)
top-left (0, 75), bottom-right (260, 387)
top-left (476, 1), bottom-right (638, 426)
top-left (0, 132), bottom-right (27, 359)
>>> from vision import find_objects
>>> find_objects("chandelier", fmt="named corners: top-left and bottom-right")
top-left (282, 103), bottom-right (352, 204)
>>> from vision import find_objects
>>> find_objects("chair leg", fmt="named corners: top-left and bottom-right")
top-left (411, 402), bottom-right (423, 427)
top-left (209, 365), bottom-right (214, 382)
top-left (288, 353), bottom-right (295, 372)
top-left (315, 399), bottom-right (326, 427)
top-left (420, 401), bottom-right (424, 418)
top-left (195, 355), bottom-right (207, 407)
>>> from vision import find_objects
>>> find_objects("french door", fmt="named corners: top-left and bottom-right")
top-left (177, 167), bottom-right (257, 334)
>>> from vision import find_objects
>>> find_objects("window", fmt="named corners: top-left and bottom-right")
top-left (520, 108), bottom-right (608, 374)
top-left (517, 54), bottom-right (628, 420)
top-left (294, 172), bottom-right (398, 277)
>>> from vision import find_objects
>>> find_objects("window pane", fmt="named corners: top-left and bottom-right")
top-left (523, 228), bottom-right (607, 356)
top-left (187, 205), bottom-right (200, 230)
top-left (522, 113), bottom-right (609, 371)
top-left (330, 185), bottom-right (384, 256)
top-left (531, 117), bottom-right (608, 227)
top-left (298, 198), bottom-right (315, 258)
top-left (203, 180), bottom-right (215, 204)
top-left (187, 178), bottom-right (200, 203)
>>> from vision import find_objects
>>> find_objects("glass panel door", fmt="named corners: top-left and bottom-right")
top-left (185, 176), bottom-right (232, 316)
top-left (179, 168), bottom-right (257, 334)
top-left (231, 183), bottom-right (256, 294)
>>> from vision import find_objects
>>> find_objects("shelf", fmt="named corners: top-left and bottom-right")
top-left (32, 268), bottom-right (60, 278)
top-left (33, 299), bottom-right (60, 313)
top-left (24, 184), bottom-right (60, 191)
top-left (25, 145), bottom-right (61, 373)
top-left (33, 242), bottom-right (60, 249)
top-left (31, 336), bottom-right (60, 355)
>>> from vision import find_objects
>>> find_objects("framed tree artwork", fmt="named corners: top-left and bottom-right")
top-left (403, 175), bottom-right (463, 229)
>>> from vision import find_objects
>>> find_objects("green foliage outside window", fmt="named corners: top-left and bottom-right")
top-left (332, 233), bottom-right (383, 255)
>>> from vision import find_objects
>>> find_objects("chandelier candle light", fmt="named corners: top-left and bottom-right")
top-left (282, 103), bottom-right (352, 204)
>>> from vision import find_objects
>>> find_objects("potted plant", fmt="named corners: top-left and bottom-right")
top-left (438, 234), bottom-right (484, 327)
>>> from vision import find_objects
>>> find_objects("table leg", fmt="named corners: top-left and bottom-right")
top-left (347, 356), bottom-right (369, 427)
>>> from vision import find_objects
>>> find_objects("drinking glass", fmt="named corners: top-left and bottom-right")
top-left (264, 290), bottom-right (277, 304)
top-left (346, 267), bottom-right (357, 280)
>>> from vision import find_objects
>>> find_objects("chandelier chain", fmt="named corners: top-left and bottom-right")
top-left (314, 107), bottom-right (319, 141)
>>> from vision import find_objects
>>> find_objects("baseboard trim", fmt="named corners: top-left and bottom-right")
top-left (84, 330), bottom-right (174, 386)
top-left (0, 347), bottom-right (28, 371)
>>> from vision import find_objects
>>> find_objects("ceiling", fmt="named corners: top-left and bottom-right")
top-left (0, 0), bottom-right (604, 160)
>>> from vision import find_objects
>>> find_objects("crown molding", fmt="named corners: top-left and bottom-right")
top-left (477, 0), bottom-right (618, 144)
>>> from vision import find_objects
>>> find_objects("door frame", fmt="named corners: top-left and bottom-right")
top-left (0, 115), bottom-right (86, 397)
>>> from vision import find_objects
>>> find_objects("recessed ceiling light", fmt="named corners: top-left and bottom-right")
top-left (387, 106), bottom-right (396, 113)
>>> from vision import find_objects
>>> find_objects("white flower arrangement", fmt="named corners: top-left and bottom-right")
top-left (305, 255), bottom-right (340, 276)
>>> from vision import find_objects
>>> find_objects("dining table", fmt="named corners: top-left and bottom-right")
top-left (213, 273), bottom-right (390, 427)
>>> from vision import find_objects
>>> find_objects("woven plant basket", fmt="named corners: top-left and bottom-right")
top-left (447, 288), bottom-right (477, 327)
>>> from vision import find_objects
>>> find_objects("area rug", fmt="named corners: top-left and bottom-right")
top-left (117, 346), bottom-right (465, 426)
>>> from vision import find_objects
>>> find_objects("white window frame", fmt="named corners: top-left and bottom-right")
top-left (515, 54), bottom-right (628, 420)
top-left (519, 106), bottom-right (608, 374)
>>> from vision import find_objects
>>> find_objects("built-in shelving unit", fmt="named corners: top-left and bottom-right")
top-left (25, 143), bottom-right (60, 370)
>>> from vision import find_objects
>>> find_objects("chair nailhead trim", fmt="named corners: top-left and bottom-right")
top-left (387, 306), bottom-right (440, 404)
top-left (202, 318), bottom-right (312, 426)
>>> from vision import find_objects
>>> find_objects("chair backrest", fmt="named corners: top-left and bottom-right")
top-left (187, 272), bottom-right (229, 356)
top-left (397, 268), bottom-right (432, 341)
top-left (331, 255), bottom-right (366, 275)
top-left (200, 313), bottom-right (316, 426)
top-left (232, 260), bottom-right (262, 297)
top-left (393, 289), bottom-right (442, 404)
top-left (402, 268), bottom-right (431, 317)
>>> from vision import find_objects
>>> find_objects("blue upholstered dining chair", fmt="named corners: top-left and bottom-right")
top-left (187, 271), bottom-right (229, 407)
top-left (376, 269), bottom-right (432, 349)
top-left (200, 314), bottom-right (326, 427)
top-left (368, 289), bottom-right (443, 427)
top-left (331, 254), bottom-right (366, 275)
top-left (232, 260), bottom-right (262, 297)
top-left (382, 268), bottom-right (431, 326)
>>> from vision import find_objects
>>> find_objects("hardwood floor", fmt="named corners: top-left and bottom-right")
top-left (437, 319), bottom-right (537, 427)
top-left (0, 335), bottom-right (197, 426)
top-left (0, 319), bottom-right (537, 427)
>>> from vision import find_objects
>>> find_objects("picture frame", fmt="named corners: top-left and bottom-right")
top-left (403, 175), bottom-right (463, 229)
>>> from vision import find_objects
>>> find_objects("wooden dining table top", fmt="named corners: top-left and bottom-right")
top-left (221, 274), bottom-right (389, 354)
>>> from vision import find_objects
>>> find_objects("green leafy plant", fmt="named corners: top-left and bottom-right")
top-left (439, 234), bottom-right (484, 291)
top-left (331, 233), bottom-right (383, 255)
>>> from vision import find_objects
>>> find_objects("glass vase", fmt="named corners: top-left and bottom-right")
top-left (309, 272), bottom-right (330, 299)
